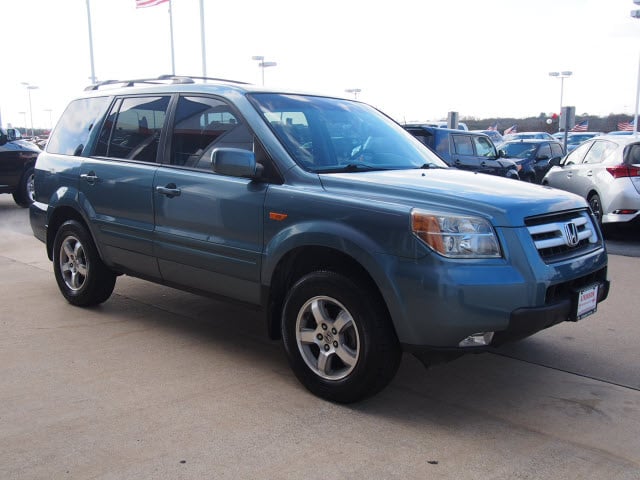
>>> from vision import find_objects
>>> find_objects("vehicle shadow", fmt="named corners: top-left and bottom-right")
top-left (104, 277), bottom-right (630, 437)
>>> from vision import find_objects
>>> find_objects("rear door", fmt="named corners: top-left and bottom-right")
top-left (80, 95), bottom-right (171, 278)
top-left (153, 95), bottom-right (268, 304)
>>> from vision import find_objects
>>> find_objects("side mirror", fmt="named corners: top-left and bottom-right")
top-left (211, 148), bottom-right (263, 179)
top-left (6, 128), bottom-right (18, 141)
top-left (0, 130), bottom-right (7, 146)
top-left (498, 149), bottom-right (506, 158)
top-left (549, 157), bottom-right (562, 167)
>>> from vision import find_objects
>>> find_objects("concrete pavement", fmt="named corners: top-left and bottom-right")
top-left (1, 198), bottom-right (639, 479)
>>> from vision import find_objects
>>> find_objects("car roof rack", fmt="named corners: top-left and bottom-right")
top-left (85, 75), bottom-right (250, 91)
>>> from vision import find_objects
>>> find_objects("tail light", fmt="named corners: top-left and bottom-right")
top-left (605, 164), bottom-right (640, 178)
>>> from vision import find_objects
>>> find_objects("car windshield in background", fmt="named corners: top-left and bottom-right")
top-left (249, 93), bottom-right (446, 173)
top-left (502, 143), bottom-right (537, 158)
top-left (567, 134), bottom-right (594, 144)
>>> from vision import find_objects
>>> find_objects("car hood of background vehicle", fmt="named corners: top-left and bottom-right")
top-left (0, 140), bottom-right (41, 153)
top-left (320, 168), bottom-right (586, 227)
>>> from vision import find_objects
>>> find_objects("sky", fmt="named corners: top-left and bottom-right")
top-left (1, 0), bottom-right (640, 132)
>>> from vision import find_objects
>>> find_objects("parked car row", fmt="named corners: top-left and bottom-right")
top-left (405, 124), bottom-right (639, 228)
top-left (542, 134), bottom-right (640, 226)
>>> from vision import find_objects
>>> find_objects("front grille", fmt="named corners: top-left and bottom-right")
top-left (525, 209), bottom-right (602, 263)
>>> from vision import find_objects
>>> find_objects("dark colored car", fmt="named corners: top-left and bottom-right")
top-left (0, 127), bottom-right (40, 207)
top-left (499, 139), bottom-right (565, 183)
top-left (404, 125), bottom-right (519, 179)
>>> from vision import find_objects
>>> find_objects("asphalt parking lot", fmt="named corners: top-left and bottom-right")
top-left (1, 195), bottom-right (639, 479)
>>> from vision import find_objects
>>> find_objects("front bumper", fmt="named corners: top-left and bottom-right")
top-left (402, 277), bottom-right (610, 360)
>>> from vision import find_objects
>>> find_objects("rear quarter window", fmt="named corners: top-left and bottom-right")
top-left (47, 97), bottom-right (111, 156)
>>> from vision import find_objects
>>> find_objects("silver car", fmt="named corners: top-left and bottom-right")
top-left (542, 134), bottom-right (640, 225)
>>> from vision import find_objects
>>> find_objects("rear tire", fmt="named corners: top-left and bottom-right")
top-left (281, 271), bottom-right (401, 403)
top-left (53, 220), bottom-right (116, 306)
top-left (12, 166), bottom-right (35, 207)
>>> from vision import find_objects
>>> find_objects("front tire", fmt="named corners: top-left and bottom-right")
top-left (53, 220), bottom-right (116, 306)
top-left (281, 271), bottom-right (401, 403)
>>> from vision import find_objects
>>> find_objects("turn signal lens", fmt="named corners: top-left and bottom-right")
top-left (411, 209), bottom-right (501, 258)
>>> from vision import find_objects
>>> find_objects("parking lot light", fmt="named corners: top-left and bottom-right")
top-left (548, 71), bottom-right (572, 132)
top-left (252, 56), bottom-right (277, 86)
top-left (345, 88), bottom-right (362, 99)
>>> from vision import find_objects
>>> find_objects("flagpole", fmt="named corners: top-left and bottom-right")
top-left (86, 0), bottom-right (96, 84)
top-left (200, 0), bottom-right (207, 78)
top-left (168, 0), bottom-right (175, 75)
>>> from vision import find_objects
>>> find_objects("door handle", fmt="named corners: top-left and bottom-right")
top-left (156, 184), bottom-right (181, 198)
top-left (586, 170), bottom-right (593, 176)
top-left (80, 172), bottom-right (99, 184)
top-left (480, 161), bottom-right (487, 167)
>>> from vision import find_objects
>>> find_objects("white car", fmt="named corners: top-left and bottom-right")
top-left (542, 134), bottom-right (640, 225)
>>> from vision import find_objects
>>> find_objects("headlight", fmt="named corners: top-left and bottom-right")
top-left (411, 209), bottom-right (501, 258)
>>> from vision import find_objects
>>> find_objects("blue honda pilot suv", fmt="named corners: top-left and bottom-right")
top-left (30, 76), bottom-right (609, 403)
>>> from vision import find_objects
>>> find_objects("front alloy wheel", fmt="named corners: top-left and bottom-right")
top-left (282, 271), bottom-right (401, 403)
top-left (295, 296), bottom-right (361, 381)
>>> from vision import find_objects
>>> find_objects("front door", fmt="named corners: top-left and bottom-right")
top-left (153, 95), bottom-right (267, 304)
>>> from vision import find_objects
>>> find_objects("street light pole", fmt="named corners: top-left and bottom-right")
top-left (252, 56), bottom-right (277, 86)
top-left (548, 71), bottom-right (572, 131)
top-left (345, 88), bottom-right (362, 99)
top-left (19, 112), bottom-right (27, 134)
top-left (21, 82), bottom-right (39, 139)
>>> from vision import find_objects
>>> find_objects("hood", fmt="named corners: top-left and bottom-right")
top-left (319, 168), bottom-right (586, 227)
top-left (0, 139), bottom-right (41, 153)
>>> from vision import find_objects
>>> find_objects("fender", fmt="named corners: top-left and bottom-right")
top-left (262, 219), bottom-right (408, 332)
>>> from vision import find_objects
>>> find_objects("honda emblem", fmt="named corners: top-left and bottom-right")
top-left (563, 222), bottom-right (579, 247)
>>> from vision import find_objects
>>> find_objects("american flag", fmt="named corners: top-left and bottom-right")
top-left (618, 119), bottom-right (635, 131)
top-left (503, 124), bottom-right (518, 135)
top-left (570, 120), bottom-right (589, 132)
top-left (136, 0), bottom-right (169, 7)
top-left (487, 121), bottom-right (498, 131)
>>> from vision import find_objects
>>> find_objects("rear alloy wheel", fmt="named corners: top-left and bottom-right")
top-left (588, 193), bottom-right (603, 225)
top-left (53, 220), bottom-right (116, 306)
top-left (281, 271), bottom-right (401, 403)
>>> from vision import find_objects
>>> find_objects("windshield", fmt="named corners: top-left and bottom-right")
top-left (249, 93), bottom-right (447, 173)
top-left (567, 134), bottom-right (594, 145)
top-left (501, 143), bottom-right (538, 158)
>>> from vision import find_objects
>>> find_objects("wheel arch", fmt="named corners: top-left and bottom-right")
top-left (263, 227), bottom-right (398, 341)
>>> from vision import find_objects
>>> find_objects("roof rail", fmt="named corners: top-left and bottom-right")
top-left (84, 74), bottom-right (250, 91)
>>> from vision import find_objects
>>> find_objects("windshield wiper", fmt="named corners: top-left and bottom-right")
top-left (417, 163), bottom-right (444, 169)
top-left (318, 163), bottom-right (386, 173)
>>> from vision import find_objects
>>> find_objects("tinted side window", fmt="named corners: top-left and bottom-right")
top-left (452, 135), bottom-right (474, 156)
top-left (537, 144), bottom-right (552, 159)
top-left (563, 141), bottom-right (592, 165)
top-left (582, 140), bottom-right (616, 165)
top-left (94, 96), bottom-right (169, 162)
top-left (47, 97), bottom-right (111, 156)
top-left (550, 143), bottom-right (564, 157)
top-left (171, 96), bottom-right (252, 170)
